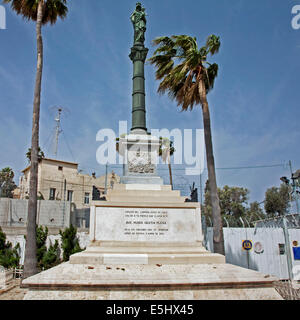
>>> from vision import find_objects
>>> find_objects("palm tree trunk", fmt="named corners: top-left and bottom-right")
top-left (199, 80), bottom-right (225, 255)
top-left (23, 0), bottom-right (44, 279)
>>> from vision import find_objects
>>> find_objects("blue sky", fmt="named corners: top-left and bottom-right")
top-left (0, 0), bottom-right (300, 208)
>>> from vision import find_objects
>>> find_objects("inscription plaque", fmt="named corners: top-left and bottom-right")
top-left (91, 206), bottom-right (201, 242)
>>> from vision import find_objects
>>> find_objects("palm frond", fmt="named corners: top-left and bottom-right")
top-left (149, 33), bottom-right (220, 111)
top-left (206, 34), bottom-right (221, 55)
top-left (204, 63), bottom-right (219, 92)
top-left (4, 0), bottom-right (68, 24)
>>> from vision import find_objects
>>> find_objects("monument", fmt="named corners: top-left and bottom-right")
top-left (120, 2), bottom-right (163, 185)
top-left (22, 3), bottom-right (282, 300)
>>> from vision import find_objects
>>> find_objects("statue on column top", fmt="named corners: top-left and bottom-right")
top-left (130, 2), bottom-right (147, 45)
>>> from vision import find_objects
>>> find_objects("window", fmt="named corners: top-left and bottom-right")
top-left (84, 192), bottom-right (90, 204)
top-left (278, 243), bottom-right (285, 255)
top-left (58, 166), bottom-right (63, 171)
top-left (67, 190), bottom-right (73, 202)
top-left (49, 188), bottom-right (56, 200)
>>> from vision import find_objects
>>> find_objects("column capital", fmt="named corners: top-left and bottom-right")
top-left (129, 45), bottom-right (149, 63)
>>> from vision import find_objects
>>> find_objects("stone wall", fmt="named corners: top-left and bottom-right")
top-left (0, 199), bottom-right (71, 229)
top-left (0, 268), bottom-right (13, 289)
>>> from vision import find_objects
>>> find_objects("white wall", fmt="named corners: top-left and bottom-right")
top-left (0, 199), bottom-right (71, 228)
top-left (206, 227), bottom-right (300, 280)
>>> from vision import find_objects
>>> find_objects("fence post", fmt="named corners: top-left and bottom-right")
top-left (282, 216), bottom-right (293, 280)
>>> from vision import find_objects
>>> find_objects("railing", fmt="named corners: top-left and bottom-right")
top-left (13, 268), bottom-right (23, 279)
top-left (274, 280), bottom-right (300, 300)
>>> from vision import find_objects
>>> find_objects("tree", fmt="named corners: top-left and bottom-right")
top-left (159, 137), bottom-right (175, 189)
top-left (0, 227), bottom-right (20, 269)
top-left (264, 183), bottom-right (291, 217)
top-left (36, 225), bottom-right (48, 270)
top-left (245, 201), bottom-right (265, 225)
top-left (149, 34), bottom-right (224, 254)
top-left (41, 239), bottom-right (60, 270)
top-left (26, 147), bottom-right (45, 163)
top-left (4, 0), bottom-right (69, 278)
top-left (59, 225), bottom-right (84, 262)
top-left (204, 183), bottom-right (265, 227)
top-left (0, 167), bottom-right (17, 198)
top-left (25, 225), bottom-right (61, 270)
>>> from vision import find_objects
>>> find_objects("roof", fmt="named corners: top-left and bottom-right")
top-left (22, 158), bottom-right (79, 173)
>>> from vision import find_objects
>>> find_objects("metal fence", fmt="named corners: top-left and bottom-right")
top-left (205, 215), bottom-right (300, 282)
top-left (273, 280), bottom-right (300, 300)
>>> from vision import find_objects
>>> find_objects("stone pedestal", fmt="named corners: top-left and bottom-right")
top-left (22, 183), bottom-right (282, 300)
top-left (119, 131), bottom-right (163, 185)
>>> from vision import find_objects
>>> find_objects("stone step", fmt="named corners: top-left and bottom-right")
top-left (113, 184), bottom-right (172, 191)
top-left (105, 195), bottom-right (186, 203)
top-left (89, 241), bottom-right (204, 248)
top-left (85, 245), bottom-right (208, 254)
top-left (69, 252), bottom-right (225, 265)
top-left (22, 263), bottom-right (282, 300)
top-left (106, 189), bottom-right (181, 198)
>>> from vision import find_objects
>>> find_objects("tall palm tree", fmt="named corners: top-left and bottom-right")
top-left (4, 0), bottom-right (69, 278)
top-left (149, 34), bottom-right (225, 255)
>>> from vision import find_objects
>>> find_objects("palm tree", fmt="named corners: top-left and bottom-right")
top-left (148, 34), bottom-right (225, 255)
top-left (26, 147), bottom-right (45, 163)
top-left (4, 0), bottom-right (69, 278)
top-left (159, 137), bottom-right (175, 189)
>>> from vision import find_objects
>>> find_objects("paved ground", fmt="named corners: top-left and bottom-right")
top-left (0, 280), bottom-right (28, 300)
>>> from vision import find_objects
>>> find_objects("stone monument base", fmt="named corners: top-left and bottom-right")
top-left (22, 183), bottom-right (282, 300)
top-left (22, 262), bottom-right (282, 300)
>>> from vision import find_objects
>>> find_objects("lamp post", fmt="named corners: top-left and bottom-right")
top-left (280, 161), bottom-right (300, 214)
top-left (280, 161), bottom-right (299, 280)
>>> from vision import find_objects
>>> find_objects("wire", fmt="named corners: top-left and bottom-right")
top-left (61, 131), bottom-right (76, 163)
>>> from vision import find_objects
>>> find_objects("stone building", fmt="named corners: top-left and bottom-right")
top-left (18, 158), bottom-right (119, 213)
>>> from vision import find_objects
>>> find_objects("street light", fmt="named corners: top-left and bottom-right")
top-left (281, 167), bottom-right (300, 214)
top-left (280, 176), bottom-right (290, 185)
top-left (292, 169), bottom-right (300, 184)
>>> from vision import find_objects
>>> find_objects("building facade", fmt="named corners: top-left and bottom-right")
top-left (18, 158), bottom-right (119, 212)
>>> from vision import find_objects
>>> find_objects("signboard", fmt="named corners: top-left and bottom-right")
top-left (293, 247), bottom-right (300, 260)
top-left (242, 240), bottom-right (252, 251)
top-left (91, 206), bottom-right (201, 243)
top-left (254, 241), bottom-right (264, 254)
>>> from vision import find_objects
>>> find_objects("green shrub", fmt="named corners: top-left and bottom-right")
top-left (0, 227), bottom-right (20, 269)
top-left (59, 225), bottom-right (84, 262)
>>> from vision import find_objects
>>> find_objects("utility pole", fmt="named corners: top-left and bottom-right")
top-left (54, 108), bottom-right (62, 158)
top-left (283, 216), bottom-right (294, 280)
top-left (280, 161), bottom-right (296, 280)
top-left (288, 160), bottom-right (300, 214)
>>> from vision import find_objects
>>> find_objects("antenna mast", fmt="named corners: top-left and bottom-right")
top-left (54, 107), bottom-right (62, 158)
